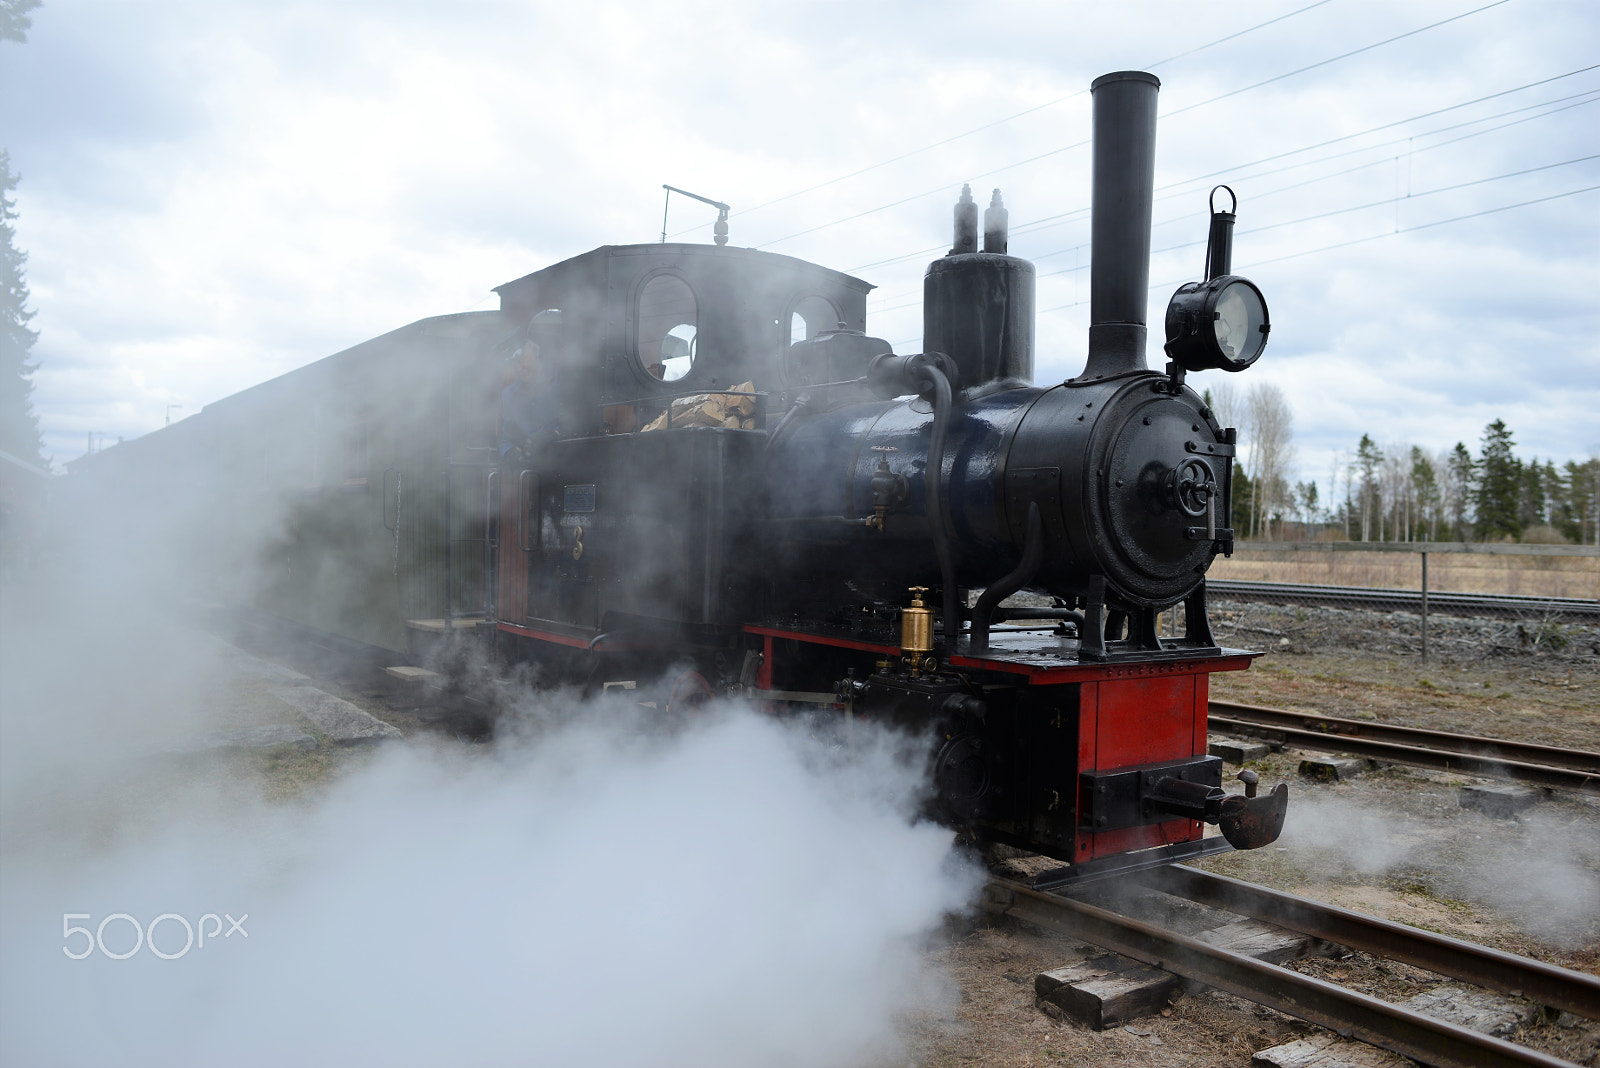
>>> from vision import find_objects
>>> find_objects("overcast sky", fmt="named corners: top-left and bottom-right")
top-left (3, 0), bottom-right (1597, 497)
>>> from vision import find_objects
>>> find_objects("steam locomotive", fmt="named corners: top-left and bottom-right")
top-left (65, 71), bottom-right (1286, 879)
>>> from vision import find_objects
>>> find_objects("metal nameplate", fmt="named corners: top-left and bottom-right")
top-left (562, 484), bottom-right (596, 513)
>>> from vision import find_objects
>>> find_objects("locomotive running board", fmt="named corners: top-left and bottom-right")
top-left (1029, 837), bottom-right (1235, 891)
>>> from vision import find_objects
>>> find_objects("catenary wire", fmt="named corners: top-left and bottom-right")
top-left (1159, 0), bottom-right (1513, 118)
top-left (877, 182), bottom-right (1600, 323)
top-left (854, 70), bottom-right (1599, 274)
top-left (759, 1), bottom-right (1521, 251)
top-left (860, 85), bottom-right (1597, 302)
top-left (862, 95), bottom-right (1597, 310)
top-left (662, 0), bottom-right (1340, 238)
top-left (1023, 184), bottom-right (1600, 315)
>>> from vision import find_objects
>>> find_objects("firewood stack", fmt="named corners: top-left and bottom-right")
top-left (641, 381), bottom-right (759, 431)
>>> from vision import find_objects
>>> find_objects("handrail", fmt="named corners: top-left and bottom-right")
top-left (381, 468), bottom-right (401, 531)
top-left (517, 469), bottom-right (536, 552)
top-left (485, 469), bottom-right (499, 550)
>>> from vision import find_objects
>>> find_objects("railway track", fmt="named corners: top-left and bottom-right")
top-left (1206, 580), bottom-right (1600, 623)
top-left (1209, 700), bottom-right (1600, 796)
top-left (983, 866), bottom-right (1600, 1068)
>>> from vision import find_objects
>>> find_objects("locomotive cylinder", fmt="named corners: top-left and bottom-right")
top-left (1082, 70), bottom-right (1160, 381)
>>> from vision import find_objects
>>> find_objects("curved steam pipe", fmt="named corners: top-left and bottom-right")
top-left (924, 367), bottom-right (960, 646)
top-left (764, 390), bottom-right (815, 451)
top-left (969, 502), bottom-right (1044, 651)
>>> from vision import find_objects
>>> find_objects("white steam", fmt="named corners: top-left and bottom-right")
top-left (1, 645), bottom-right (979, 1067)
top-left (1278, 793), bottom-right (1600, 945)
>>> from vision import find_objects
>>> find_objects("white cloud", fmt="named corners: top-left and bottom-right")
top-left (2, 0), bottom-right (1596, 470)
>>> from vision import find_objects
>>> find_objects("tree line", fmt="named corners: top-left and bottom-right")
top-left (1336, 421), bottom-right (1599, 545)
top-left (1202, 380), bottom-right (1598, 546)
top-left (1, 0), bottom-right (45, 469)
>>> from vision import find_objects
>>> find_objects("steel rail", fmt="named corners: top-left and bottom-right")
top-left (1210, 700), bottom-right (1600, 776)
top-left (983, 878), bottom-right (1576, 1068)
top-left (1208, 713), bottom-right (1600, 795)
top-left (1134, 865), bottom-right (1600, 1020)
top-left (1206, 579), bottom-right (1600, 623)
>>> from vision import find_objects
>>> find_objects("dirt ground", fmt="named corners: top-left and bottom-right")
top-left (1207, 641), bottom-right (1600, 752)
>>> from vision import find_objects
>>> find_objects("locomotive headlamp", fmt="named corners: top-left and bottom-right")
top-left (1163, 185), bottom-right (1270, 373)
top-left (1164, 275), bottom-right (1270, 372)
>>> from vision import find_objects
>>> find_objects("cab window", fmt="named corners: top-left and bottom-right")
top-left (789, 295), bottom-right (841, 346)
top-left (637, 274), bottom-right (697, 382)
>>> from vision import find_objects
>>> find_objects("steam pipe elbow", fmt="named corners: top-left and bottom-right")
top-left (924, 368), bottom-right (960, 648)
top-left (970, 502), bottom-right (1046, 651)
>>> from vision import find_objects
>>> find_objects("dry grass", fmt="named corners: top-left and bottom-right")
top-left (1210, 548), bottom-right (1599, 599)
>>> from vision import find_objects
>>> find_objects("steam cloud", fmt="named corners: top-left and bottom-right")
top-left (1, 595), bottom-right (979, 1067)
top-left (1278, 793), bottom-right (1600, 945)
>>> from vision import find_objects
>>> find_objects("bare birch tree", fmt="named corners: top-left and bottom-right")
top-left (1380, 449), bottom-right (1411, 542)
top-left (1204, 381), bottom-right (1243, 436)
top-left (1245, 382), bottom-right (1295, 539)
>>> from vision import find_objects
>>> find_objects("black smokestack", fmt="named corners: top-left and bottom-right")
top-left (1081, 70), bottom-right (1160, 380)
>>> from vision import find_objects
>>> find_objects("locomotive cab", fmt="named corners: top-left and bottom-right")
top-left (491, 244), bottom-right (879, 658)
top-left (492, 243), bottom-right (875, 438)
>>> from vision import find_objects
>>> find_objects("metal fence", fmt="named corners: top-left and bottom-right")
top-left (1201, 541), bottom-right (1600, 661)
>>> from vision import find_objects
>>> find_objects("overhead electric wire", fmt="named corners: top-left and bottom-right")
top-left (859, 82), bottom-right (1596, 292)
top-left (886, 63), bottom-right (1600, 261)
top-left (1106, 153), bottom-right (1600, 267)
top-left (1031, 125), bottom-right (1600, 269)
top-left (1152, 83), bottom-right (1600, 201)
top-left (1241, 183), bottom-right (1600, 267)
top-left (1029, 183), bottom-right (1600, 315)
top-left (1018, 92), bottom-right (1600, 265)
top-left (761, 1), bottom-right (1524, 251)
top-left (1200, 91), bottom-right (1600, 204)
top-left (662, 0), bottom-right (1340, 239)
top-left (871, 178), bottom-right (1600, 321)
top-left (958, 75), bottom-right (1600, 254)
top-left (1151, 62), bottom-right (1600, 195)
top-left (1160, 0), bottom-right (1514, 118)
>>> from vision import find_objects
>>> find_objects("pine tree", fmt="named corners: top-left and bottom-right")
top-left (0, 1), bottom-right (42, 43)
top-left (1474, 420), bottom-right (1520, 541)
top-left (1444, 443), bottom-right (1475, 540)
top-left (1, 3), bottom-right (45, 466)
top-left (1542, 459), bottom-right (1564, 536)
top-left (1231, 468), bottom-right (1253, 536)
top-left (1410, 446), bottom-right (1438, 541)
top-left (0, 150), bottom-right (44, 466)
top-left (1355, 434), bottom-right (1383, 541)
top-left (1518, 458), bottom-right (1546, 530)
top-left (1562, 458), bottom-right (1600, 545)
